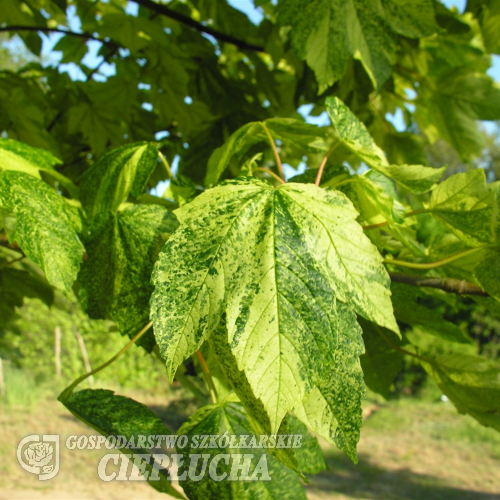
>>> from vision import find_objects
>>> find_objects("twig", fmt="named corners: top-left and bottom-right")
top-left (315, 143), bottom-right (339, 186)
top-left (0, 26), bottom-right (114, 44)
top-left (59, 322), bottom-right (152, 401)
top-left (374, 324), bottom-right (429, 363)
top-left (261, 123), bottom-right (285, 181)
top-left (384, 245), bottom-right (492, 270)
top-left (0, 255), bottom-right (25, 269)
top-left (131, 0), bottom-right (264, 52)
top-left (194, 350), bottom-right (218, 404)
top-left (389, 272), bottom-right (489, 297)
top-left (253, 167), bottom-right (285, 184)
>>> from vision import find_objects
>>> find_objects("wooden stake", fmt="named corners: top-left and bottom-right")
top-left (0, 357), bottom-right (5, 396)
top-left (74, 330), bottom-right (94, 386)
top-left (55, 326), bottom-right (61, 378)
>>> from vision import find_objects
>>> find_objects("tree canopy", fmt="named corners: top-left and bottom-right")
top-left (1, 1), bottom-right (500, 498)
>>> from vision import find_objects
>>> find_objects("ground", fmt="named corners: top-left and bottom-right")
top-left (1, 381), bottom-right (499, 500)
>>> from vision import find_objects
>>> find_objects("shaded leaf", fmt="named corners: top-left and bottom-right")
top-left (359, 318), bottom-right (403, 398)
top-left (326, 97), bottom-right (444, 192)
top-left (278, 0), bottom-right (436, 91)
top-left (79, 204), bottom-right (177, 350)
top-left (0, 137), bottom-right (61, 177)
top-left (177, 401), bottom-right (307, 499)
top-left (0, 171), bottom-right (83, 292)
top-left (80, 142), bottom-right (160, 223)
top-left (426, 169), bottom-right (495, 245)
top-left (391, 283), bottom-right (474, 344)
top-left (421, 354), bottom-right (500, 432)
top-left (61, 389), bottom-right (184, 499)
top-left (163, 175), bottom-right (199, 206)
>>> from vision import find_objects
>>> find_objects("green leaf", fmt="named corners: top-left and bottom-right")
top-left (328, 174), bottom-right (400, 225)
top-left (80, 142), bottom-right (160, 223)
top-left (0, 137), bottom-right (61, 177)
top-left (0, 266), bottom-right (54, 328)
top-left (416, 71), bottom-right (500, 159)
top-left (285, 414), bottom-right (327, 475)
top-left (204, 119), bottom-right (330, 186)
top-left (391, 283), bottom-right (474, 344)
top-left (66, 100), bottom-right (124, 156)
top-left (177, 401), bottom-right (307, 499)
top-left (383, 132), bottom-right (430, 167)
top-left (205, 122), bottom-right (265, 186)
top-left (61, 389), bottom-right (184, 499)
top-left (325, 97), bottom-right (444, 192)
top-left (53, 35), bottom-right (89, 64)
top-left (475, 248), bottom-right (500, 299)
top-left (152, 177), bottom-right (394, 451)
top-left (0, 171), bottom-right (84, 292)
top-left (265, 118), bottom-right (330, 154)
top-left (420, 354), bottom-right (500, 432)
top-left (163, 175), bottom-right (199, 206)
top-left (359, 318), bottom-right (403, 398)
top-left (426, 169), bottom-right (495, 245)
top-left (79, 204), bottom-right (177, 351)
top-left (473, 0), bottom-right (500, 54)
top-left (292, 303), bottom-right (365, 463)
top-left (208, 322), bottom-right (316, 476)
top-left (375, 164), bottom-right (446, 194)
top-left (278, 0), bottom-right (436, 91)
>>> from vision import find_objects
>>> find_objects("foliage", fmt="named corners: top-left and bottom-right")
top-left (1, 0), bottom-right (500, 498)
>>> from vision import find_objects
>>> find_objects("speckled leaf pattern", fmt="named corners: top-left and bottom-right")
top-left (278, 0), bottom-right (436, 91)
top-left (326, 97), bottom-right (445, 193)
top-left (80, 141), bottom-right (160, 223)
top-left (426, 169), bottom-right (495, 245)
top-left (62, 389), bottom-right (184, 499)
top-left (292, 302), bottom-right (365, 462)
top-left (475, 248), bottom-right (500, 300)
top-left (79, 204), bottom-right (177, 351)
top-left (209, 322), bottom-right (313, 476)
top-left (205, 122), bottom-right (265, 186)
top-left (151, 178), bottom-right (270, 380)
top-left (285, 414), bottom-right (327, 475)
top-left (152, 177), bottom-right (395, 454)
top-left (0, 171), bottom-right (84, 292)
top-left (0, 137), bottom-right (60, 177)
top-left (177, 401), bottom-right (307, 500)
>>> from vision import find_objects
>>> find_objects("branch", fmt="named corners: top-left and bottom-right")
top-left (0, 25), bottom-right (114, 45)
top-left (131, 0), bottom-right (265, 52)
top-left (389, 272), bottom-right (489, 297)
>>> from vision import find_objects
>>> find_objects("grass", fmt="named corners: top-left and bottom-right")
top-left (1, 372), bottom-right (499, 500)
